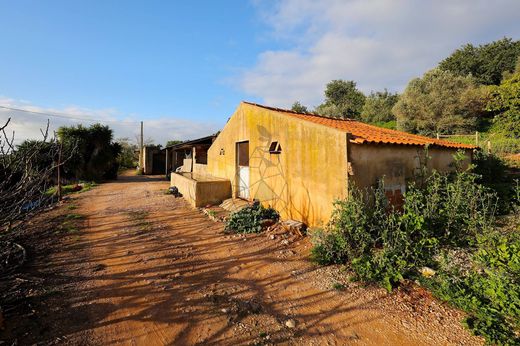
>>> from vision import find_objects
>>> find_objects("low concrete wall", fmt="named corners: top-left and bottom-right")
top-left (170, 172), bottom-right (231, 207)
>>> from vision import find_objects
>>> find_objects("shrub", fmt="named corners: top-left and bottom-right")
top-left (422, 232), bottom-right (520, 345)
top-left (312, 170), bottom-right (495, 276)
top-left (58, 123), bottom-right (121, 181)
top-left (225, 203), bottom-right (279, 234)
top-left (310, 162), bottom-right (518, 343)
top-left (310, 228), bottom-right (350, 265)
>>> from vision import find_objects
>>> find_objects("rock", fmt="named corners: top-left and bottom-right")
top-left (285, 319), bottom-right (296, 328)
top-left (269, 234), bottom-right (276, 240)
top-left (419, 266), bottom-right (436, 278)
top-left (221, 308), bottom-right (229, 313)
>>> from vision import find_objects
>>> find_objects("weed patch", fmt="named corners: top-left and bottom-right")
top-left (126, 210), bottom-right (153, 233)
top-left (65, 213), bottom-right (84, 220)
top-left (207, 210), bottom-right (217, 218)
top-left (225, 203), bottom-right (279, 233)
top-left (332, 282), bottom-right (346, 291)
top-left (46, 181), bottom-right (97, 196)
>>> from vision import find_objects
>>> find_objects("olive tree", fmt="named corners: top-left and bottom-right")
top-left (316, 80), bottom-right (366, 119)
top-left (393, 69), bottom-right (489, 135)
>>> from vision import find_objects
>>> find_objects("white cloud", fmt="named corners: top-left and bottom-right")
top-left (242, 0), bottom-right (520, 108)
top-left (0, 97), bottom-right (219, 146)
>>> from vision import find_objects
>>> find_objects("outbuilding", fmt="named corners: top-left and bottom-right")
top-left (203, 102), bottom-right (475, 227)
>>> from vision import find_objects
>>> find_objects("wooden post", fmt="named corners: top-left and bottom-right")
top-left (191, 147), bottom-right (195, 172)
top-left (436, 133), bottom-right (440, 139)
top-left (487, 140), bottom-right (491, 154)
top-left (165, 148), bottom-right (169, 177)
top-left (139, 121), bottom-right (144, 172)
top-left (57, 141), bottom-right (62, 201)
top-left (475, 131), bottom-right (479, 146)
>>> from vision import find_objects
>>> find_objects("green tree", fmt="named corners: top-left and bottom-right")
top-left (165, 140), bottom-right (183, 147)
top-left (487, 71), bottom-right (520, 137)
top-left (15, 140), bottom-right (58, 173)
top-left (501, 56), bottom-right (520, 81)
top-left (439, 37), bottom-right (520, 85)
top-left (58, 123), bottom-right (121, 181)
top-left (393, 69), bottom-right (489, 135)
top-left (116, 138), bottom-right (138, 169)
top-left (316, 80), bottom-right (366, 119)
top-left (290, 101), bottom-right (309, 113)
top-left (361, 89), bottom-right (399, 123)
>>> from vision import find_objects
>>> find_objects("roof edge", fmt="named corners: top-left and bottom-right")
top-left (241, 101), bottom-right (477, 150)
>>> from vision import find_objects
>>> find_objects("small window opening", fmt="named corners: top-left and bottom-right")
top-left (269, 141), bottom-right (282, 154)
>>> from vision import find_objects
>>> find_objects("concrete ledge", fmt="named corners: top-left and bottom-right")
top-left (171, 172), bottom-right (231, 207)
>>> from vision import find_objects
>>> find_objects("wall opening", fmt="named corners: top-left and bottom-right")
top-left (269, 141), bottom-right (282, 154)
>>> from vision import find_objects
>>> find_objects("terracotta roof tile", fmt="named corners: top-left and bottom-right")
top-left (243, 101), bottom-right (476, 150)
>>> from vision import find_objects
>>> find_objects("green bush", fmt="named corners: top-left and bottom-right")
top-left (310, 160), bottom-right (520, 343)
top-left (474, 151), bottom-right (518, 214)
top-left (371, 120), bottom-right (397, 129)
top-left (225, 203), bottom-right (279, 234)
top-left (422, 232), bottom-right (520, 345)
top-left (310, 228), bottom-right (350, 265)
top-left (58, 123), bottom-right (121, 181)
top-left (311, 169), bottom-right (496, 267)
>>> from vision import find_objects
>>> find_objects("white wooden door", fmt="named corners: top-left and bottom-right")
top-left (238, 166), bottom-right (250, 199)
top-left (237, 141), bottom-right (250, 199)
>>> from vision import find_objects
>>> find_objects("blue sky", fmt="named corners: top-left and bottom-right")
top-left (1, 0), bottom-right (519, 144)
top-left (0, 1), bottom-right (267, 123)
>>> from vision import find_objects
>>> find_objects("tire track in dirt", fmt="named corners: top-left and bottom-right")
top-left (56, 172), bottom-right (482, 345)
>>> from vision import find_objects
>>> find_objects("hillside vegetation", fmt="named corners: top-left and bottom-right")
top-left (292, 37), bottom-right (520, 157)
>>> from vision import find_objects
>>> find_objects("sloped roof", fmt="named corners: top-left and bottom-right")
top-left (243, 102), bottom-right (476, 150)
top-left (165, 134), bottom-right (217, 150)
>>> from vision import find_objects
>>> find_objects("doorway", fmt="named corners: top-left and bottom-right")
top-left (236, 141), bottom-right (249, 199)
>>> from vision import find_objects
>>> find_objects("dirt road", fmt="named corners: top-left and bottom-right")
top-left (1, 173), bottom-right (483, 345)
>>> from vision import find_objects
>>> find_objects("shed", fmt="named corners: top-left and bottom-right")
top-left (205, 102), bottom-right (476, 227)
top-left (167, 135), bottom-right (232, 207)
top-left (164, 135), bottom-right (217, 177)
top-left (142, 146), bottom-right (165, 175)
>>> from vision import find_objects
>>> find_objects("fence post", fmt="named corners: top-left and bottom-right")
top-left (475, 131), bottom-right (479, 146)
top-left (436, 133), bottom-right (440, 139)
top-left (487, 140), bottom-right (491, 154)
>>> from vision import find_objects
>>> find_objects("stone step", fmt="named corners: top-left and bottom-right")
top-left (219, 198), bottom-right (250, 213)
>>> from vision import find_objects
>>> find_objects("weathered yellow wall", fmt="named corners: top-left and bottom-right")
top-left (349, 144), bottom-right (472, 190)
top-left (207, 103), bottom-right (348, 226)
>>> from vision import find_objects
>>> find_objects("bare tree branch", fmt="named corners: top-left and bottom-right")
top-left (0, 117), bottom-right (76, 232)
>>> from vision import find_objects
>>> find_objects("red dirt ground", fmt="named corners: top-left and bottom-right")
top-left (0, 172), bottom-right (483, 345)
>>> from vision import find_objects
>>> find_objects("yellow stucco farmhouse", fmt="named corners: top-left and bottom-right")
top-left (170, 101), bottom-right (475, 227)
